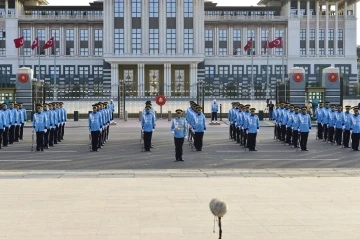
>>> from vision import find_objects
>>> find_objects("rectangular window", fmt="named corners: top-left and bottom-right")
top-left (218, 66), bottom-right (229, 75)
top-left (205, 48), bottom-right (213, 56)
top-left (219, 29), bottom-right (227, 41)
top-left (114, 0), bottom-right (124, 17)
top-left (94, 29), bottom-right (102, 41)
top-left (149, 0), bottom-right (158, 17)
top-left (94, 48), bottom-right (103, 56)
top-left (50, 29), bottom-right (60, 41)
top-left (66, 29), bottom-right (74, 41)
top-left (132, 0), bottom-right (141, 17)
top-left (300, 29), bottom-right (306, 56)
top-left (338, 29), bottom-right (343, 56)
top-left (233, 66), bottom-right (244, 75)
top-left (219, 48), bottom-right (227, 56)
top-left (166, 0), bottom-right (176, 17)
top-left (328, 29), bottom-right (334, 41)
top-left (0, 29), bottom-right (5, 40)
top-left (36, 29), bottom-right (45, 41)
top-left (275, 65), bottom-right (286, 75)
top-left (338, 29), bottom-right (343, 41)
top-left (80, 48), bottom-right (89, 56)
top-left (261, 65), bottom-right (272, 75)
top-left (184, 0), bottom-right (193, 17)
top-left (300, 48), bottom-right (306, 56)
top-left (149, 28), bottom-right (159, 54)
top-left (319, 29), bottom-right (325, 40)
top-left (22, 29), bottom-right (31, 41)
top-left (114, 28), bottom-right (124, 54)
top-left (64, 66), bottom-right (75, 84)
top-left (246, 66), bottom-right (257, 75)
top-left (233, 29), bottom-right (241, 56)
top-left (247, 29), bottom-right (255, 55)
top-left (0, 48), bottom-right (5, 56)
top-left (80, 29), bottom-right (88, 41)
top-left (166, 29), bottom-right (176, 54)
top-left (49, 66), bottom-right (60, 75)
top-left (261, 29), bottom-right (269, 55)
top-left (233, 29), bottom-right (241, 41)
top-left (184, 29), bottom-right (193, 54)
top-left (274, 30), bottom-right (283, 56)
top-left (132, 29), bottom-right (141, 54)
top-left (300, 29), bottom-right (306, 41)
top-left (205, 29), bottom-right (213, 41)
top-left (318, 48), bottom-right (325, 56)
top-left (205, 66), bottom-right (215, 76)
top-left (309, 29), bottom-right (315, 40)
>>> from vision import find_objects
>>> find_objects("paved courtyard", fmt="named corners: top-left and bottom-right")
top-left (0, 119), bottom-right (359, 170)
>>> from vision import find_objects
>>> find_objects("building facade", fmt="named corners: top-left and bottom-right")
top-left (0, 0), bottom-right (358, 103)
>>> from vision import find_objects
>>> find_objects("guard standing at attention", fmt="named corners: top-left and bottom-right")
top-left (322, 102), bottom-right (330, 141)
top-left (298, 106), bottom-right (311, 151)
top-left (327, 104), bottom-right (336, 143)
top-left (42, 103), bottom-right (51, 149)
top-left (315, 102), bottom-right (324, 139)
top-left (14, 103), bottom-right (20, 142)
top-left (343, 105), bottom-right (352, 148)
top-left (59, 102), bottom-right (67, 140)
top-left (48, 103), bottom-right (55, 147)
top-left (335, 105), bottom-right (345, 145)
top-left (141, 105), bottom-right (155, 152)
top-left (0, 108), bottom-right (5, 149)
top-left (18, 103), bottom-right (26, 140)
top-left (89, 105), bottom-right (102, 152)
top-left (109, 99), bottom-right (115, 122)
top-left (171, 109), bottom-right (187, 162)
top-left (290, 106), bottom-right (300, 148)
top-left (211, 99), bottom-right (218, 123)
top-left (33, 104), bottom-right (48, 152)
top-left (8, 101), bottom-right (16, 144)
top-left (246, 108), bottom-right (259, 151)
top-left (193, 106), bottom-right (206, 151)
top-left (350, 106), bottom-right (360, 151)
top-left (2, 103), bottom-right (10, 147)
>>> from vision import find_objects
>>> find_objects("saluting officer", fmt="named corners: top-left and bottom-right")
top-left (193, 106), bottom-right (206, 151)
top-left (89, 105), bottom-right (102, 152)
top-left (18, 103), bottom-right (27, 140)
top-left (343, 105), bottom-right (352, 148)
top-left (33, 104), bottom-right (48, 152)
top-left (0, 108), bottom-right (5, 149)
top-left (171, 109), bottom-right (187, 162)
top-left (246, 108), bottom-right (259, 151)
top-left (350, 106), bottom-right (360, 151)
top-left (335, 105), bottom-right (345, 145)
top-left (142, 105), bottom-right (155, 152)
top-left (2, 103), bottom-right (10, 147)
top-left (298, 106), bottom-right (311, 151)
top-left (315, 102), bottom-right (324, 139)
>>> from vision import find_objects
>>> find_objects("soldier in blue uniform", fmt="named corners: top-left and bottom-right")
top-left (334, 105), bottom-right (345, 145)
top-left (33, 104), bottom-right (48, 152)
top-left (109, 99), bottom-right (115, 122)
top-left (8, 101), bottom-right (16, 144)
top-left (18, 103), bottom-right (26, 140)
top-left (1, 103), bottom-right (10, 147)
top-left (14, 103), bottom-right (21, 142)
top-left (42, 103), bottom-right (51, 149)
top-left (290, 106), bottom-right (300, 148)
top-left (315, 102), bottom-right (324, 139)
top-left (0, 108), bottom-right (5, 149)
top-left (51, 103), bottom-right (59, 145)
top-left (246, 108), bottom-right (259, 151)
top-left (228, 102), bottom-right (235, 140)
top-left (89, 105), bottom-right (102, 152)
top-left (350, 106), bottom-right (360, 151)
top-left (141, 105), bottom-right (155, 152)
top-left (343, 105), bottom-right (352, 148)
top-left (59, 102), bottom-right (67, 140)
top-left (211, 99), bottom-right (219, 123)
top-left (171, 109), bottom-right (187, 162)
top-left (298, 106), bottom-right (311, 151)
top-left (285, 105), bottom-right (294, 145)
top-left (48, 103), bottom-right (56, 147)
top-left (193, 106), bottom-right (206, 151)
top-left (322, 102), bottom-right (330, 141)
top-left (327, 104), bottom-right (336, 143)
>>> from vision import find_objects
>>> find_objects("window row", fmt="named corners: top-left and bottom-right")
top-left (205, 10), bottom-right (277, 17)
top-left (300, 29), bottom-right (344, 56)
top-left (205, 65), bottom-right (287, 76)
top-left (21, 29), bottom-right (103, 42)
top-left (21, 47), bottom-right (103, 56)
top-left (30, 65), bottom-right (103, 76)
top-left (24, 10), bottom-right (103, 16)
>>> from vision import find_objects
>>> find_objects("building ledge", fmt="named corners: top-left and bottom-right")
top-left (104, 54), bottom-right (205, 64)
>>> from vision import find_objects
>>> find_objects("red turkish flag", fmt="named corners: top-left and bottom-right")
top-left (268, 37), bottom-right (283, 48)
top-left (13, 36), bottom-right (24, 48)
top-left (243, 38), bottom-right (252, 51)
top-left (43, 37), bottom-right (54, 49)
top-left (31, 37), bottom-right (38, 50)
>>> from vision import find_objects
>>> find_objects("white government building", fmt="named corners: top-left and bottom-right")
top-left (0, 0), bottom-right (359, 113)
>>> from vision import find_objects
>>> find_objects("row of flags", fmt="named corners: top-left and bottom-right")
top-left (244, 37), bottom-right (283, 54)
top-left (14, 36), bottom-right (55, 50)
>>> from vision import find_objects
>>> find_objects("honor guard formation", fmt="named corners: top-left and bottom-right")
top-left (228, 102), bottom-right (260, 151)
top-left (32, 102), bottom-right (67, 151)
top-left (0, 102), bottom-right (27, 149)
top-left (88, 102), bottom-right (112, 152)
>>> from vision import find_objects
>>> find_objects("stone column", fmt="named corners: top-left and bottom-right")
top-left (111, 63), bottom-right (119, 98)
top-left (190, 63), bottom-right (197, 97)
top-left (228, 25), bottom-right (233, 56)
top-left (306, 0), bottom-right (310, 56)
top-left (164, 63), bottom-right (171, 96)
top-left (159, 0), bottom-right (166, 54)
top-left (214, 25), bottom-right (218, 56)
top-left (315, 0), bottom-right (319, 56)
top-left (138, 63), bottom-right (145, 96)
top-left (325, 0), bottom-right (329, 56)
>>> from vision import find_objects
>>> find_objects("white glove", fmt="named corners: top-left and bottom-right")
top-left (350, 130), bottom-right (353, 134)
top-left (153, 129), bottom-right (155, 132)
top-left (241, 127), bottom-right (244, 130)
top-left (171, 131), bottom-right (175, 135)
top-left (298, 129), bottom-right (300, 132)
top-left (291, 127), bottom-right (294, 130)
top-left (246, 131), bottom-right (248, 134)
top-left (285, 125), bottom-right (288, 128)
top-left (309, 129), bottom-right (311, 133)
top-left (100, 128), bottom-right (102, 132)
top-left (257, 129), bottom-right (259, 133)
top-left (44, 129), bottom-right (47, 133)
top-left (334, 126), bottom-right (336, 129)
top-left (185, 136), bottom-right (188, 140)
top-left (342, 126), bottom-right (345, 130)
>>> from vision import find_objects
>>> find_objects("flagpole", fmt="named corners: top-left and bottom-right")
top-left (251, 30), bottom-right (254, 100)
top-left (22, 50), bottom-right (25, 67)
top-left (266, 33), bottom-right (269, 99)
top-left (282, 31), bottom-right (285, 83)
top-left (54, 34), bottom-right (57, 101)
top-left (38, 43), bottom-right (41, 81)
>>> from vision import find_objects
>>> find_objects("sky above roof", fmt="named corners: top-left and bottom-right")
top-left (47, 0), bottom-right (360, 44)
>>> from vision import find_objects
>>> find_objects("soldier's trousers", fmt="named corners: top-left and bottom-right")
top-left (44, 130), bottom-right (49, 147)
top-left (323, 124), bottom-right (328, 140)
top-left (9, 125), bottom-right (15, 144)
top-left (174, 137), bottom-right (184, 160)
top-left (300, 132), bottom-right (309, 150)
top-left (335, 128), bottom-right (343, 145)
top-left (281, 125), bottom-right (286, 141)
top-left (286, 127), bottom-right (292, 144)
top-left (292, 130), bottom-right (299, 147)
top-left (239, 128), bottom-right (243, 145)
top-left (98, 131), bottom-right (103, 148)
top-left (107, 124), bottom-right (110, 140)
top-left (3, 127), bottom-right (8, 146)
top-left (54, 127), bottom-right (58, 144)
top-left (20, 123), bottom-right (24, 140)
top-left (343, 130), bottom-right (350, 147)
top-left (57, 124), bottom-right (62, 142)
top-left (36, 131), bottom-right (44, 151)
top-left (0, 129), bottom-right (3, 148)
top-left (243, 129), bottom-right (248, 147)
top-left (91, 131), bottom-right (100, 151)
top-left (143, 131), bottom-right (152, 151)
top-left (15, 125), bottom-right (20, 141)
top-left (317, 123), bottom-right (323, 139)
top-left (328, 127), bottom-right (335, 142)
top-left (61, 123), bottom-right (65, 139)
top-left (351, 133), bottom-right (360, 150)
top-left (49, 128), bottom-right (55, 146)
top-left (247, 133), bottom-right (257, 150)
top-left (232, 124), bottom-right (237, 141)
top-left (236, 127), bottom-right (240, 143)
top-left (229, 125), bottom-right (233, 139)
top-left (277, 125), bottom-right (281, 140)
top-left (194, 132), bottom-right (204, 150)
